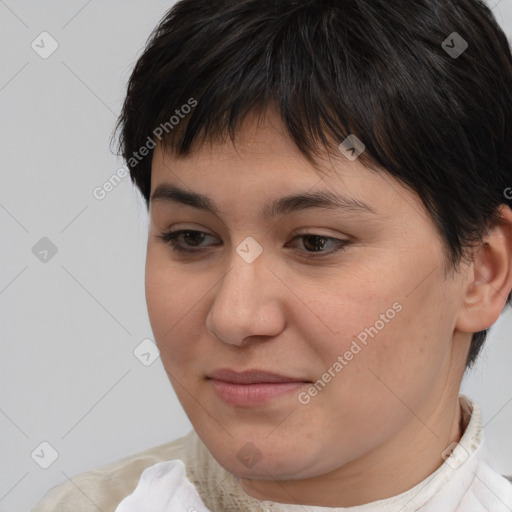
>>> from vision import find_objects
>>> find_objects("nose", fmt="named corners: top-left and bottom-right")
top-left (205, 249), bottom-right (286, 347)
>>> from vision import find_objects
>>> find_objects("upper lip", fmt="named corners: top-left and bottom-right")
top-left (208, 368), bottom-right (311, 384)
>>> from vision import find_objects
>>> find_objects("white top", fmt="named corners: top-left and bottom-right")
top-left (114, 396), bottom-right (512, 512)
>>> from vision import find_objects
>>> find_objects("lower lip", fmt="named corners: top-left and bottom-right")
top-left (209, 379), bottom-right (309, 406)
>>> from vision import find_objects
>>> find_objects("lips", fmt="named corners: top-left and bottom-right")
top-left (206, 369), bottom-right (313, 406)
top-left (207, 368), bottom-right (311, 384)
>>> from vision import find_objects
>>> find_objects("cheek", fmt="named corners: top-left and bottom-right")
top-left (294, 278), bottom-right (451, 456)
top-left (301, 263), bottom-right (451, 401)
top-left (144, 250), bottom-right (206, 365)
top-left (297, 267), bottom-right (402, 358)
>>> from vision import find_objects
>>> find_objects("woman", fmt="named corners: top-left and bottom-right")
top-left (33, 0), bottom-right (512, 510)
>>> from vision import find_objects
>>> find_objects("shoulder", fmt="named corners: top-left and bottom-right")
top-left (31, 431), bottom-right (195, 512)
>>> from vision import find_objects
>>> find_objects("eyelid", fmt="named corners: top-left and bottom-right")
top-left (156, 228), bottom-right (350, 257)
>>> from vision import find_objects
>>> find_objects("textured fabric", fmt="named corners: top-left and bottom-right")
top-left (30, 434), bottom-right (193, 512)
top-left (32, 395), bottom-right (512, 512)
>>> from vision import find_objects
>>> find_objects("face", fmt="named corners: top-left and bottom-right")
top-left (145, 108), bottom-right (469, 497)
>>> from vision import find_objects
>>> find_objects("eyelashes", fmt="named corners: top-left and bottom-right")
top-left (156, 229), bottom-right (350, 258)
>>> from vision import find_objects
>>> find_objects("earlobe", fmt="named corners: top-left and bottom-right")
top-left (455, 205), bottom-right (512, 334)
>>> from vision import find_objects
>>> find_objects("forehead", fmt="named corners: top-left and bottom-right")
top-left (152, 108), bottom-right (372, 188)
top-left (149, 107), bottom-right (427, 228)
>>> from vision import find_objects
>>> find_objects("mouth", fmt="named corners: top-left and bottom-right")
top-left (207, 368), bottom-right (312, 384)
top-left (206, 368), bottom-right (312, 406)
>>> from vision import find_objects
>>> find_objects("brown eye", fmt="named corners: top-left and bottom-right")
top-left (288, 234), bottom-right (349, 256)
top-left (178, 230), bottom-right (207, 247)
top-left (156, 230), bottom-right (218, 254)
top-left (302, 235), bottom-right (331, 252)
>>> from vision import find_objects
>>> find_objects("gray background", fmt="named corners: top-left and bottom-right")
top-left (0, 1), bottom-right (511, 510)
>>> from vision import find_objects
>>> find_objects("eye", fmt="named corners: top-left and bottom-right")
top-left (156, 229), bottom-right (219, 254)
top-left (288, 233), bottom-right (349, 256)
top-left (156, 229), bottom-right (350, 257)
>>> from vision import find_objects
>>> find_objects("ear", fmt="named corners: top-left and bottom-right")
top-left (456, 205), bottom-right (512, 334)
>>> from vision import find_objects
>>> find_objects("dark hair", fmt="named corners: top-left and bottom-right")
top-left (113, 0), bottom-right (512, 370)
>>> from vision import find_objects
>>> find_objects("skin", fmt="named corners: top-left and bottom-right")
top-left (145, 107), bottom-right (512, 507)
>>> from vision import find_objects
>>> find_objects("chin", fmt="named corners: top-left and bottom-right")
top-left (204, 437), bottom-right (319, 480)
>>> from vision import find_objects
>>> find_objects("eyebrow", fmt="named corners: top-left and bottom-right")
top-left (150, 183), bottom-right (377, 218)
